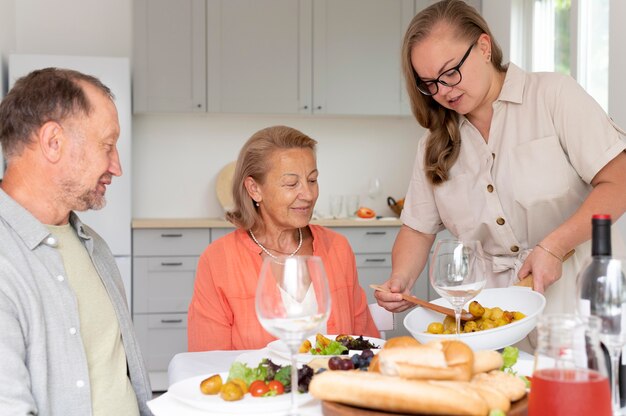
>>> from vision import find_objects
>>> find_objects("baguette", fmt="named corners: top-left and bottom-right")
top-left (433, 380), bottom-right (511, 413)
top-left (309, 370), bottom-right (490, 416)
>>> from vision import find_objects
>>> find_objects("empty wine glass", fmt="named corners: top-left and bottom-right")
top-left (256, 255), bottom-right (330, 415)
top-left (429, 239), bottom-right (486, 337)
top-left (578, 257), bottom-right (626, 415)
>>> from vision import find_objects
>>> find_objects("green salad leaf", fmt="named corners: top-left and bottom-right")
top-left (311, 340), bottom-right (348, 355)
top-left (227, 361), bottom-right (267, 386)
top-left (501, 346), bottom-right (519, 371)
top-left (500, 346), bottom-right (531, 388)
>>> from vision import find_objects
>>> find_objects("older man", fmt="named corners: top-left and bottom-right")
top-left (0, 68), bottom-right (152, 415)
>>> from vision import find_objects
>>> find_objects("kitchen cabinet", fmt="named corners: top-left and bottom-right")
top-left (311, 0), bottom-right (414, 116)
top-left (134, 0), bottom-right (416, 115)
top-left (207, 0), bottom-right (413, 115)
top-left (132, 228), bottom-right (211, 390)
top-left (336, 226), bottom-right (429, 339)
top-left (133, 0), bottom-right (206, 112)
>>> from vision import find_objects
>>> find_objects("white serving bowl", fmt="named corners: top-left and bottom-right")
top-left (404, 287), bottom-right (546, 351)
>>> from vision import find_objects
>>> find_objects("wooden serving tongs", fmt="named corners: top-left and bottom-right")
top-left (514, 249), bottom-right (575, 288)
top-left (369, 284), bottom-right (476, 321)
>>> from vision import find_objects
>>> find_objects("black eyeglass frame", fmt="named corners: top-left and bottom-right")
top-left (414, 42), bottom-right (475, 96)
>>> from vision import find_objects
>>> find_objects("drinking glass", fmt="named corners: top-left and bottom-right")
top-left (529, 314), bottom-right (611, 415)
top-left (329, 195), bottom-right (344, 219)
top-left (429, 239), bottom-right (486, 336)
top-left (255, 255), bottom-right (330, 415)
top-left (578, 257), bottom-right (626, 415)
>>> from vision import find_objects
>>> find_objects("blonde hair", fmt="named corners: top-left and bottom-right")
top-left (226, 125), bottom-right (317, 230)
top-left (401, 0), bottom-right (506, 185)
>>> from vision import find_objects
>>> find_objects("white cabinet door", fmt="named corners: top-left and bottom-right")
top-left (207, 0), bottom-right (312, 114)
top-left (133, 0), bottom-right (206, 112)
top-left (312, 0), bottom-right (414, 115)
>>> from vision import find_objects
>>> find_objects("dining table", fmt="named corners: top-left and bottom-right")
top-left (146, 345), bottom-right (535, 416)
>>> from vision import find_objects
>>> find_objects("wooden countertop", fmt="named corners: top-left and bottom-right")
top-left (132, 217), bottom-right (403, 229)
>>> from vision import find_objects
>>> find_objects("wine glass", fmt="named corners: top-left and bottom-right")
top-left (578, 257), bottom-right (626, 415)
top-left (429, 239), bottom-right (486, 337)
top-left (256, 255), bottom-right (330, 415)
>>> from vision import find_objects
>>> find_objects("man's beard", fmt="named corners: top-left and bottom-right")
top-left (59, 176), bottom-right (110, 212)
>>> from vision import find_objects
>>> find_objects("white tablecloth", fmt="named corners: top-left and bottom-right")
top-left (147, 348), bottom-right (323, 416)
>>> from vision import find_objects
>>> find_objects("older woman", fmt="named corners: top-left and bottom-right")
top-left (188, 126), bottom-right (379, 351)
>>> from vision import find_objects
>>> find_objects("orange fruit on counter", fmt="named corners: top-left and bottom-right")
top-left (357, 207), bottom-right (376, 219)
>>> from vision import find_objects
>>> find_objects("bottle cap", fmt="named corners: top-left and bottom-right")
top-left (592, 214), bottom-right (611, 220)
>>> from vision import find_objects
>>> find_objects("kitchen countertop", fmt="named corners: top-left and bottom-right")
top-left (132, 217), bottom-right (403, 229)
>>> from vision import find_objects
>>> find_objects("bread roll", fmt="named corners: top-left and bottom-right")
top-left (382, 336), bottom-right (421, 349)
top-left (472, 370), bottom-right (527, 401)
top-left (432, 380), bottom-right (511, 412)
top-left (368, 335), bottom-right (420, 373)
top-left (309, 370), bottom-right (490, 416)
top-left (473, 350), bottom-right (504, 374)
top-left (378, 341), bottom-right (473, 381)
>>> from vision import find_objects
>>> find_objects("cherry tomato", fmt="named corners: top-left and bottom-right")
top-left (249, 380), bottom-right (269, 397)
top-left (268, 380), bottom-right (285, 395)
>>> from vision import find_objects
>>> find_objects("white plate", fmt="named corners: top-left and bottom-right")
top-left (168, 372), bottom-right (313, 413)
top-left (266, 334), bottom-right (385, 363)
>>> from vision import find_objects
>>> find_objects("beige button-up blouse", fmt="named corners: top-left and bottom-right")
top-left (401, 63), bottom-right (626, 314)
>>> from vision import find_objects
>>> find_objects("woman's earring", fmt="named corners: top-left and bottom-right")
top-left (255, 201), bottom-right (260, 207)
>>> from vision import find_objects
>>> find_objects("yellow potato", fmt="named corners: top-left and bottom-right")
top-left (469, 301), bottom-right (485, 318)
top-left (200, 374), bottom-right (223, 395)
top-left (425, 301), bottom-right (526, 335)
top-left (220, 382), bottom-right (244, 401)
top-left (427, 322), bottom-right (444, 334)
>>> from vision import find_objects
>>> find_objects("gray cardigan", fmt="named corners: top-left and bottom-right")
top-left (0, 189), bottom-right (152, 415)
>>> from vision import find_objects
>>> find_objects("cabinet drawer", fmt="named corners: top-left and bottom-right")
top-left (335, 227), bottom-right (399, 253)
top-left (355, 254), bottom-right (391, 268)
top-left (133, 228), bottom-right (210, 256)
top-left (134, 313), bottom-right (187, 371)
top-left (133, 257), bottom-right (197, 313)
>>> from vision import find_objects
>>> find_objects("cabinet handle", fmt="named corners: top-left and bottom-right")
top-left (303, 105), bottom-right (309, 110)
top-left (316, 105), bottom-right (322, 110)
top-left (161, 262), bottom-right (183, 266)
top-left (364, 258), bottom-right (386, 263)
top-left (160, 233), bottom-right (183, 238)
top-left (365, 231), bottom-right (387, 235)
top-left (161, 319), bottom-right (183, 324)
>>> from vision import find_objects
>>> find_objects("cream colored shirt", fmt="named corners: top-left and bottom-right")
top-left (402, 63), bottom-right (626, 314)
top-left (48, 224), bottom-right (139, 416)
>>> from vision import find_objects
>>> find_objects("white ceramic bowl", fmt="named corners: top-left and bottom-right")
top-left (404, 287), bottom-right (546, 351)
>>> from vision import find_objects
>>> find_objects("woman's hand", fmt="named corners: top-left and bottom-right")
top-left (517, 246), bottom-right (564, 293)
top-left (374, 277), bottom-right (416, 313)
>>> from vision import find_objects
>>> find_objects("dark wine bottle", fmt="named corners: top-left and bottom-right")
top-left (577, 214), bottom-right (626, 406)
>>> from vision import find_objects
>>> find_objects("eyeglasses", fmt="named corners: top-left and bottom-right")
top-left (415, 43), bottom-right (475, 96)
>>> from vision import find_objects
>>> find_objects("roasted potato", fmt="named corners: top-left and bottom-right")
top-left (425, 301), bottom-right (525, 334)
top-left (200, 374), bottom-right (223, 395)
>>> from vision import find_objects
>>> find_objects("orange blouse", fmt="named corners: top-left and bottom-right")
top-left (187, 225), bottom-right (379, 351)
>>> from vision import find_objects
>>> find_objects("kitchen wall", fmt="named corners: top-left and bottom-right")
top-left (133, 113), bottom-right (421, 218)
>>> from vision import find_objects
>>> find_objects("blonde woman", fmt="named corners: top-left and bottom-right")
top-left (376, 0), bottom-right (626, 316)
